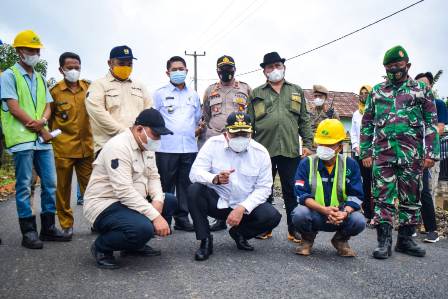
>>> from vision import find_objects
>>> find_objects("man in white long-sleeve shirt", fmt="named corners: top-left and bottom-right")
top-left (188, 112), bottom-right (281, 261)
top-left (84, 108), bottom-right (177, 269)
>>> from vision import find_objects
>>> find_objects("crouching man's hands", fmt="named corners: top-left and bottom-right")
top-left (153, 215), bottom-right (170, 237)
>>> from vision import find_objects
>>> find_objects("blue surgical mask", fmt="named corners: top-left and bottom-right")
top-left (170, 70), bottom-right (187, 85)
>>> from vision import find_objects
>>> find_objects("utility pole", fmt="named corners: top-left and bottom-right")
top-left (185, 51), bottom-right (206, 91)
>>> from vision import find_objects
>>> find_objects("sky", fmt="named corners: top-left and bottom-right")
top-left (1, 0), bottom-right (447, 99)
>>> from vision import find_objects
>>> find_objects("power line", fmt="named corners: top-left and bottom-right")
top-left (236, 0), bottom-right (425, 77)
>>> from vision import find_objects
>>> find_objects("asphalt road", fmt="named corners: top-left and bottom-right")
top-left (0, 187), bottom-right (447, 299)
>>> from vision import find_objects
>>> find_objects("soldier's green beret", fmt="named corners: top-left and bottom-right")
top-left (383, 45), bottom-right (409, 65)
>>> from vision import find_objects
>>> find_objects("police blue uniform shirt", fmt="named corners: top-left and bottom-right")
top-left (0, 63), bottom-right (53, 153)
top-left (294, 156), bottom-right (364, 210)
top-left (435, 99), bottom-right (448, 124)
top-left (153, 83), bottom-right (201, 153)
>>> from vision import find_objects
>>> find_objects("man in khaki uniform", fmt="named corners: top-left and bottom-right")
top-left (199, 55), bottom-right (251, 231)
top-left (86, 46), bottom-right (152, 155)
top-left (50, 52), bottom-right (94, 238)
top-left (309, 84), bottom-right (339, 135)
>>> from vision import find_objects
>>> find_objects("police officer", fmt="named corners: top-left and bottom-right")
top-left (188, 112), bottom-right (281, 261)
top-left (360, 45), bottom-right (440, 259)
top-left (199, 55), bottom-right (252, 231)
top-left (84, 108), bottom-right (177, 269)
top-left (86, 45), bottom-right (152, 156)
top-left (50, 52), bottom-right (94, 239)
top-left (292, 119), bottom-right (365, 256)
top-left (309, 84), bottom-right (339, 135)
top-left (247, 52), bottom-right (313, 243)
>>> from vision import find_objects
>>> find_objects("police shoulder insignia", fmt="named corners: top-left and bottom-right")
top-left (111, 159), bottom-right (119, 169)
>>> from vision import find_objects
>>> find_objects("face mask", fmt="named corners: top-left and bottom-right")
top-left (316, 145), bottom-right (336, 161)
top-left (218, 69), bottom-right (235, 83)
top-left (22, 53), bottom-right (40, 67)
top-left (267, 68), bottom-right (285, 83)
top-left (228, 136), bottom-right (250, 153)
top-left (314, 97), bottom-right (325, 106)
top-left (63, 69), bottom-right (80, 83)
top-left (112, 65), bottom-right (132, 80)
top-left (386, 66), bottom-right (408, 84)
top-left (170, 70), bottom-right (187, 85)
top-left (139, 129), bottom-right (161, 151)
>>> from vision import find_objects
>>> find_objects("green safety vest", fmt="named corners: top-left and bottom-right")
top-left (308, 154), bottom-right (347, 207)
top-left (0, 65), bottom-right (47, 148)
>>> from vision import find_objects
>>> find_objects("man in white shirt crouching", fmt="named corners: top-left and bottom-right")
top-left (188, 112), bottom-right (281, 261)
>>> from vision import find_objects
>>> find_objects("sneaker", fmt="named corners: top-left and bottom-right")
top-left (411, 232), bottom-right (417, 237)
top-left (424, 231), bottom-right (439, 243)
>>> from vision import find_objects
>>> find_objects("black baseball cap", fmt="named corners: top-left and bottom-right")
top-left (135, 108), bottom-right (173, 135)
top-left (226, 112), bottom-right (252, 133)
top-left (110, 45), bottom-right (137, 60)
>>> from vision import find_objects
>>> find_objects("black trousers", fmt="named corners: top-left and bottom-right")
top-left (187, 183), bottom-right (282, 240)
top-left (421, 168), bottom-right (437, 232)
top-left (270, 155), bottom-right (299, 233)
top-left (354, 155), bottom-right (374, 220)
top-left (155, 152), bottom-right (196, 222)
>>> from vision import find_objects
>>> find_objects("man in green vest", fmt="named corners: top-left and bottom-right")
top-left (291, 119), bottom-right (365, 256)
top-left (0, 30), bottom-right (70, 249)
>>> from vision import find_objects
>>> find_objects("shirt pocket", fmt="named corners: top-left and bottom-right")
top-left (55, 101), bottom-right (73, 123)
top-left (251, 97), bottom-right (267, 120)
top-left (210, 97), bottom-right (223, 116)
top-left (289, 93), bottom-right (302, 115)
top-left (131, 87), bottom-right (145, 108)
top-left (236, 166), bottom-right (259, 194)
top-left (105, 89), bottom-right (121, 110)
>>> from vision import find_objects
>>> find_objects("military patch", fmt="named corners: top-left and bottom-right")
top-left (346, 168), bottom-right (351, 176)
top-left (111, 159), bottom-right (119, 169)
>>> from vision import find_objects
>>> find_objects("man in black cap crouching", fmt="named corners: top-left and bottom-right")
top-left (188, 112), bottom-right (281, 261)
top-left (84, 108), bottom-right (177, 269)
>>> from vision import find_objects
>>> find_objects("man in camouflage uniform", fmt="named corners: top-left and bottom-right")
top-left (199, 55), bottom-right (251, 231)
top-left (248, 52), bottom-right (313, 242)
top-left (309, 84), bottom-right (339, 135)
top-left (360, 45), bottom-right (440, 259)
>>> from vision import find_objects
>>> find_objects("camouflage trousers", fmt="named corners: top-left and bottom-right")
top-left (372, 160), bottom-right (423, 226)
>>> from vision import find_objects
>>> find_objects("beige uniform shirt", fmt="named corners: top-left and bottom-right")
top-left (86, 72), bottom-right (152, 153)
top-left (83, 129), bottom-right (164, 224)
top-left (202, 80), bottom-right (251, 140)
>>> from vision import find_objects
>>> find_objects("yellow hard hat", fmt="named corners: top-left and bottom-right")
top-left (314, 119), bottom-right (346, 145)
top-left (12, 30), bottom-right (43, 49)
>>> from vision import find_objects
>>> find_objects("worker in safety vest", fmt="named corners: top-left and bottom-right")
top-left (291, 119), bottom-right (365, 256)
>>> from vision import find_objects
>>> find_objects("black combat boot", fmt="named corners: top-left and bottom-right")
top-left (395, 225), bottom-right (426, 257)
top-left (373, 223), bottom-right (392, 259)
top-left (39, 213), bottom-right (71, 242)
top-left (19, 216), bottom-right (43, 249)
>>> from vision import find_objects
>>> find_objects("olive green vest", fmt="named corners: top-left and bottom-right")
top-left (308, 154), bottom-right (347, 207)
top-left (1, 65), bottom-right (47, 148)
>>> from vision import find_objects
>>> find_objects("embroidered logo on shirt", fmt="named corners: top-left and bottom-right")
top-left (111, 159), bottom-right (119, 169)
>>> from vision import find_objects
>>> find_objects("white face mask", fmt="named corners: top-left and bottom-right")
top-left (316, 145), bottom-right (336, 161)
top-left (267, 68), bottom-right (285, 83)
top-left (63, 69), bottom-right (80, 83)
top-left (139, 129), bottom-right (161, 151)
top-left (228, 136), bottom-right (250, 153)
top-left (314, 97), bottom-right (325, 106)
top-left (22, 53), bottom-right (40, 67)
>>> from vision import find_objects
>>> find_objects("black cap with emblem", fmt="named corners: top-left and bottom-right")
top-left (226, 112), bottom-right (252, 133)
top-left (135, 108), bottom-right (173, 135)
top-left (217, 55), bottom-right (235, 68)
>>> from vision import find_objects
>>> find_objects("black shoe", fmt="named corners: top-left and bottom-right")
top-left (62, 227), bottom-right (73, 240)
top-left (195, 235), bottom-right (213, 261)
top-left (229, 228), bottom-right (254, 251)
top-left (210, 219), bottom-right (227, 232)
top-left (174, 219), bottom-right (195, 232)
top-left (39, 213), bottom-right (71, 242)
top-left (19, 216), bottom-right (43, 249)
top-left (395, 225), bottom-right (426, 257)
top-left (91, 226), bottom-right (98, 234)
top-left (90, 243), bottom-right (119, 269)
top-left (120, 245), bottom-right (162, 257)
top-left (373, 223), bottom-right (392, 259)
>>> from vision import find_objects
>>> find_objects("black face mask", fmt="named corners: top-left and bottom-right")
top-left (218, 70), bottom-right (235, 83)
top-left (386, 66), bottom-right (408, 84)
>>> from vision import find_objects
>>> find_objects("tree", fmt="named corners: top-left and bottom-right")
top-left (0, 43), bottom-right (48, 77)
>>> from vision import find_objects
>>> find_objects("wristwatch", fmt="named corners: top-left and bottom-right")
top-left (42, 117), bottom-right (48, 126)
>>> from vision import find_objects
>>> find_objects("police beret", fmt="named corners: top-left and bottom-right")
top-left (383, 45), bottom-right (408, 65)
top-left (313, 84), bottom-right (329, 95)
